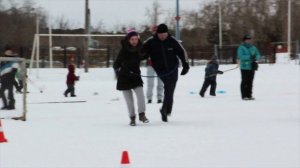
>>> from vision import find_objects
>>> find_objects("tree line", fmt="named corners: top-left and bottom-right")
top-left (0, 0), bottom-right (299, 58)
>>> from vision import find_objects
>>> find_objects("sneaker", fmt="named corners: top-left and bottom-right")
top-left (129, 116), bottom-right (136, 126)
top-left (148, 99), bottom-right (152, 104)
top-left (139, 112), bottom-right (149, 123)
top-left (248, 97), bottom-right (255, 100)
top-left (157, 99), bottom-right (162, 103)
top-left (160, 108), bottom-right (168, 122)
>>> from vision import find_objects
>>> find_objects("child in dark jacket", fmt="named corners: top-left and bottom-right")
top-left (64, 64), bottom-right (79, 97)
top-left (199, 59), bottom-right (223, 97)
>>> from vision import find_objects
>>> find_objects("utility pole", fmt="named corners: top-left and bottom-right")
top-left (84, 0), bottom-right (90, 72)
top-left (175, 0), bottom-right (180, 40)
top-left (287, 0), bottom-right (291, 57)
top-left (218, 0), bottom-right (222, 60)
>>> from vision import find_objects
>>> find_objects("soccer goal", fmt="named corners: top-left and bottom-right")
top-left (29, 33), bottom-right (124, 72)
top-left (0, 57), bottom-right (27, 121)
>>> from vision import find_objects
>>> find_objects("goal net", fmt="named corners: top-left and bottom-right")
top-left (0, 57), bottom-right (27, 121)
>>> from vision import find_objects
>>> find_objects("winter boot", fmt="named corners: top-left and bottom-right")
top-left (129, 116), bottom-right (136, 126)
top-left (139, 112), bottom-right (149, 123)
top-left (7, 100), bottom-right (15, 110)
top-left (160, 108), bottom-right (168, 122)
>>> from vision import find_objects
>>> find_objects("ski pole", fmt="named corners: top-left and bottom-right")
top-left (206, 64), bottom-right (239, 78)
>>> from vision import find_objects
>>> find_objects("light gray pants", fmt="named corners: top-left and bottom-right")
top-left (146, 66), bottom-right (164, 100)
top-left (122, 86), bottom-right (146, 117)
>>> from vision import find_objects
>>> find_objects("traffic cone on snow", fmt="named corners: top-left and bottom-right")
top-left (120, 150), bottom-right (130, 167)
top-left (0, 119), bottom-right (8, 143)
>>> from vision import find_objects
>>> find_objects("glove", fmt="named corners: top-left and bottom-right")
top-left (218, 71), bottom-right (223, 74)
top-left (180, 62), bottom-right (190, 75)
top-left (77, 76), bottom-right (80, 80)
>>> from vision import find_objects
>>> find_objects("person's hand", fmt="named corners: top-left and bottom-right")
top-left (180, 62), bottom-right (189, 75)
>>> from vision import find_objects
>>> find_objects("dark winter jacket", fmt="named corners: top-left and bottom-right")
top-left (142, 34), bottom-right (189, 75)
top-left (113, 39), bottom-right (144, 91)
top-left (205, 60), bottom-right (222, 80)
top-left (0, 61), bottom-right (18, 86)
top-left (66, 64), bottom-right (79, 85)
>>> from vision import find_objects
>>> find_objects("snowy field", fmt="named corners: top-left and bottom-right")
top-left (0, 62), bottom-right (299, 168)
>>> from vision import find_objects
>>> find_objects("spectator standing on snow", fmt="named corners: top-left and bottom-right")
top-left (0, 47), bottom-right (19, 110)
top-left (142, 23), bottom-right (190, 122)
top-left (146, 25), bottom-right (163, 104)
top-left (237, 34), bottom-right (261, 100)
top-left (113, 31), bottom-right (149, 126)
top-left (199, 58), bottom-right (223, 97)
top-left (64, 64), bottom-right (79, 97)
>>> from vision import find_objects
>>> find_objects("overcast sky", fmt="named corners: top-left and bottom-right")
top-left (4, 0), bottom-right (212, 30)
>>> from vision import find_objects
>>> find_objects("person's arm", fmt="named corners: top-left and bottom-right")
top-left (113, 49), bottom-right (124, 71)
top-left (254, 46), bottom-right (261, 61)
top-left (172, 38), bottom-right (189, 75)
top-left (141, 40), bottom-right (151, 60)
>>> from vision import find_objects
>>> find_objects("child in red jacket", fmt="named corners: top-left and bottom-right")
top-left (64, 64), bottom-right (79, 97)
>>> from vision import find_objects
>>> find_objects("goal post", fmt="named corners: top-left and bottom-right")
top-left (30, 33), bottom-right (125, 72)
top-left (0, 57), bottom-right (27, 121)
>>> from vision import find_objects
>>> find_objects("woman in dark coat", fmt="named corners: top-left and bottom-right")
top-left (113, 31), bottom-right (149, 126)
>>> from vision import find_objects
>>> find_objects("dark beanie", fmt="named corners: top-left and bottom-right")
top-left (156, 24), bottom-right (168, 33)
top-left (125, 31), bottom-right (138, 40)
top-left (243, 34), bottom-right (252, 41)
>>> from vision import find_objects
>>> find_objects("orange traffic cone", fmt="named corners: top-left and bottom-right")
top-left (120, 150), bottom-right (130, 166)
top-left (0, 119), bottom-right (8, 143)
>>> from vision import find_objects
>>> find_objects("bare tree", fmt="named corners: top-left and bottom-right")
top-left (145, 0), bottom-right (162, 26)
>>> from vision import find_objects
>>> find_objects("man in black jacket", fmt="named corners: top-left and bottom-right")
top-left (142, 23), bottom-right (189, 122)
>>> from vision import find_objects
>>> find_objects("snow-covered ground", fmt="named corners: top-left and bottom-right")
top-left (0, 62), bottom-right (299, 168)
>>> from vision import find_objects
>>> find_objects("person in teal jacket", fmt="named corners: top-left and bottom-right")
top-left (237, 34), bottom-right (261, 100)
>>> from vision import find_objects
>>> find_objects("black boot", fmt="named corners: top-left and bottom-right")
top-left (157, 99), bottom-right (162, 103)
top-left (7, 100), bottom-right (15, 110)
top-left (129, 116), bottom-right (136, 126)
top-left (139, 112), bottom-right (149, 123)
top-left (147, 99), bottom-right (152, 104)
top-left (160, 108), bottom-right (168, 122)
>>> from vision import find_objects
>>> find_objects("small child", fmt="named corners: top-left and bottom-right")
top-left (199, 59), bottom-right (223, 97)
top-left (64, 64), bottom-right (79, 97)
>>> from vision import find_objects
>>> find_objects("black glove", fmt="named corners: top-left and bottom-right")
top-left (218, 71), bottom-right (223, 74)
top-left (180, 62), bottom-right (190, 75)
